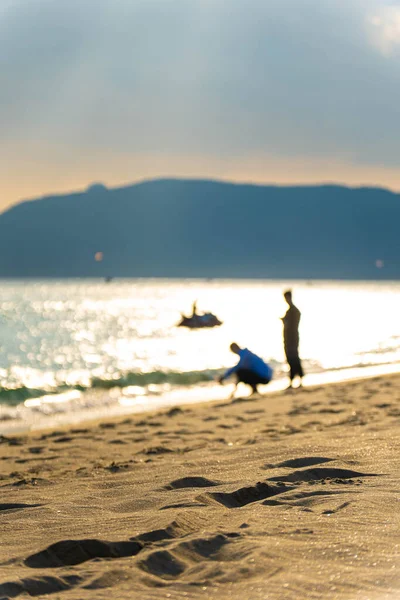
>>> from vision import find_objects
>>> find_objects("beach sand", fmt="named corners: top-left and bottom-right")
top-left (0, 374), bottom-right (399, 599)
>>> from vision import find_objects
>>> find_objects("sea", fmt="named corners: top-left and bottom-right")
top-left (1, 278), bottom-right (400, 433)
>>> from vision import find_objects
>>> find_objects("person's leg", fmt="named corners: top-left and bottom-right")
top-left (285, 347), bottom-right (294, 388)
top-left (297, 356), bottom-right (304, 380)
top-left (228, 381), bottom-right (238, 400)
top-left (286, 358), bottom-right (294, 388)
top-left (236, 369), bottom-right (262, 395)
top-left (297, 359), bottom-right (304, 387)
top-left (287, 354), bottom-right (304, 388)
top-left (254, 377), bottom-right (271, 395)
top-left (292, 354), bottom-right (304, 386)
top-left (283, 352), bottom-right (295, 389)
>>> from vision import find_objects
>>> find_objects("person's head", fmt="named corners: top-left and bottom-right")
top-left (283, 289), bottom-right (293, 305)
top-left (230, 342), bottom-right (241, 355)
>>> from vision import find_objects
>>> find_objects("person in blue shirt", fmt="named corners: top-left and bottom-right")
top-left (218, 343), bottom-right (273, 397)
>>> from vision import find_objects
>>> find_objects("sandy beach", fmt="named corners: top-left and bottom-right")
top-left (0, 374), bottom-right (399, 599)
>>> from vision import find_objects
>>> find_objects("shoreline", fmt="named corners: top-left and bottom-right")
top-left (1, 371), bottom-right (399, 599)
top-left (2, 360), bottom-right (400, 436)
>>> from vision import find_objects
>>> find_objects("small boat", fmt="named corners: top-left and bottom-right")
top-left (177, 312), bottom-right (222, 329)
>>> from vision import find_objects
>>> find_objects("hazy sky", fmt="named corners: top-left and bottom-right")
top-left (2, 0), bottom-right (400, 209)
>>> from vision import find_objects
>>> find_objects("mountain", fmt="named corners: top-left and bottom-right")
top-left (0, 178), bottom-right (398, 279)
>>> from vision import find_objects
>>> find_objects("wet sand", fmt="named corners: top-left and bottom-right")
top-left (0, 374), bottom-right (399, 599)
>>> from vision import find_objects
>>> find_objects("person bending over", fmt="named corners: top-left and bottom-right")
top-left (218, 343), bottom-right (273, 398)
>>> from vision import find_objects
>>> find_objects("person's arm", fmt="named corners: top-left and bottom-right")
top-left (220, 364), bottom-right (238, 382)
top-left (219, 355), bottom-right (243, 383)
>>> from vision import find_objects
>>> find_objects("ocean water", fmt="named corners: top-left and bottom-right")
top-left (1, 279), bottom-right (400, 432)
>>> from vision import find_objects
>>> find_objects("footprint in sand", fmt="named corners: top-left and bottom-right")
top-left (24, 538), bottom-right (143, 568)
top-left (198, 481), bottom-right (290, 508)
top-left (0, 436), bottom-right (23, 446)
top-left (135, 420), bottom-right (151, 427)
top-left (263, 489), bottom-right (352, 509)
top-left (0, 575), bottom-right (83, 598)
top-left (163, 476), bottom-right (222, 490)
top-left (165, 407), bottom-right (184, 417)
top-left (267, 467), bottom-right (376, 484)
top-left (23, 518), bottom-right (202, 572)
top-left (70, 428), bottom-right (90, 434)
top-left (40, 431), bottom-right (64, 440)
top-left (236, 416), bottom-right (259, 423)
top-left (83, 570), bottom-right (134, 591)
top-left (322, 501), bottom-right (351, 515)
top-left (172, 428), bottom-right (191, 435)
top-left (160, 501), bottom-right (209, 510)
top-left (27, 447), bottom-right (45, 455)
top-left (263, 456), bottom-right (335, 470)
top-left (137, 532), bottom-right (246, 581)
top-left (138, 549), bottom-right (187, 579)
top-left (18, 519), bottom-right (257, 591)
top-left (99, 422), bottom-right (116, 430)
top-left (141, 446), bottom-right (175, 456)
top-left (0, 503), bottom-right (42, 512)
top-left (4, 478), bottom-right (51, 488)
top-left (104, 461), bottom-right (136, 473)
top-left (388, 408), bottom-right (400, 417)
top-left (288, 406), bottom-right (311, 416)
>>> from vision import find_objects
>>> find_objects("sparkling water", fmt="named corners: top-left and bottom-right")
top-left (1, 279), bottom-right (400, 430)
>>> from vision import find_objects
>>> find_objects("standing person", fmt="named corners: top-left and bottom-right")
top-left (218, 343), bottom-right (273, 398)
top-left (281, 289), bottom-right (304, 388)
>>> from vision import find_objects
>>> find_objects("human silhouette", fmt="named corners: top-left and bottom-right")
top-left (218, 343), bottom-right (273, 398)
top-left (281, 289), bottom-right (304, 388)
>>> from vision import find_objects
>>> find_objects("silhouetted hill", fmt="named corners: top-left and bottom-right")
top-left (0, 179), bottom-right (398, 279)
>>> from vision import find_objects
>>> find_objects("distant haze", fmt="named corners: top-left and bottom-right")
top-left (2, 1), bottom-right (400, 209)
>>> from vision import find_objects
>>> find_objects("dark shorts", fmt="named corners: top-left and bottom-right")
top-left (236, 368), bottom-right (271, 387)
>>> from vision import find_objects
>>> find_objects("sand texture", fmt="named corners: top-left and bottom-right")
top-left (0, 375), bottom-right (399, 599)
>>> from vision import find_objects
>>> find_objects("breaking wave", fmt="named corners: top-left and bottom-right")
top-left (0, 368), bottom-right (222, 406)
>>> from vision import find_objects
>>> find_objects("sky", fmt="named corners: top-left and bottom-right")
top-left (2, 0), bottom-right (400, 210)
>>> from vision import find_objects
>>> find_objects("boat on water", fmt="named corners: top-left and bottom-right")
top-left (177, 312), bottom-right (223, 329)
top-left (177, 301), bottom-right (222, 329)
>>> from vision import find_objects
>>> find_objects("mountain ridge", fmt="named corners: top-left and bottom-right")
top-left (0, 178), bottom-right (398, 279)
